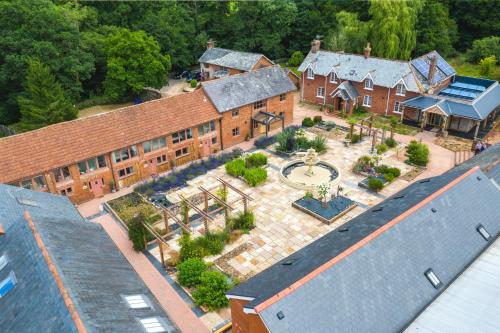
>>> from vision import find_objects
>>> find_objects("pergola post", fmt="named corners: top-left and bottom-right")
top-left (158, 240), bottom-right (165, 267)
top-left (368, 115), bottom-right (373, 136)
top-left (265, 123), bottom-right (269, 137)
top-left (474, 121), bottom-right (480, 139)
top-left (203, 192), bottom-right (209, 234)
top-left (222, 183), bottom-right (229, 227)
top-left (163, 209), bottom-right (170, 234)
top-left (243, 197), bottom-right (248, 214)
top-left (359, 120), bottom-right (363, 139)
top-left (371, 131), bottom-right (377, 154)
top-left (420, 112), bottom-right (428, 131)
top-left (251, 120), bottom-right (254, 138)
top-left (281, 115), bottom-right (285, 131)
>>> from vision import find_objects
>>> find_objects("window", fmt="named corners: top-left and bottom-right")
top-left (363, 95), bottom-right (372, 107)
top-left (198, 121), bottom-right (216, 136)
top-left (139, 317), bottom-right (167, 333)
top-left (316, 87), bottom-right (325, 98)
top-left (118, 166), bottom-right (134, 178)
top-left (33, 176), bottom-right (46, 189)
top-left (175, 147), bottom-right (188, 158)
top-left (306, 67), bottom-right (314, 79)
top-left (329, 72), bottom-right (338, 83)
top-left (211, 136), bottom-right (217, 144)
top-left (60, 187), bottom-right (73, 196)
top-left (172, 129), bottom-right (193, 144)
top-left (79, 155), bottom-right (107, 173)
top-left (113, 146), bottom-right (138, 163)
top-left (0, 272), bottom-right (17, 298)
top-left (394, 101), bottom-right (402, 114)
top-left (396, 83), bottom-right (406, 96)
top-left (53, 167), bottom-right (71, 183)
top-left (279, 93), bottom-right (286, 102)
top-left (254, 100), bottom-right (266, 110)
top-left (364, 78), bottom-right (373, 90)
top-left (21, 179), bottom-right (32, 189)
top-left (143, 137), bottom-right (167, 154)
top-left (232, 127), bottom-right (240, 136)
top-left (156, 154), bottom-right (167, 165)
top-left (231, 110), bottom-right (239, 117)
top-left (476, 224), bottom-right (491, 241)
top-left (0, 255), bottom-right (8, 271)
top-left (424, 269), bottom-right (442, 289)
top-left (124, 294), bottom-right (150, 309)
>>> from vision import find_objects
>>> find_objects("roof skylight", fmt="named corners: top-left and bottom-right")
top-left (139, 317), bottom-right (167, 333)
top-left (124, 294), bottom-right (150, 309)
top-left (0, 255), bottom-right (7, 272)
top-left (0, 272), bottom-right (17, 298)
top-left (424, 269), bottom-right (442, 289)
top-left (476, 224), bottom-right (491, 241)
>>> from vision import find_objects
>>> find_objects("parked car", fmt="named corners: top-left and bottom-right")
top-left (175, 70), bottom-right (190, 80)
top-left (186, 70), bottom-right (201, 82)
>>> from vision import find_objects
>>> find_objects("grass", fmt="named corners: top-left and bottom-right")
top-left (448, 57), bottom-right (500, 81)
top-left (350, 111), bottom-right (419, 136)
top-left (78, 101), bottom-right (134, 118)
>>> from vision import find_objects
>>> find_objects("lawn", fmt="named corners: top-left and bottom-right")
top-left (78, 101), bottom-right (134, 118)
top-left (350, 111), bottom-right (419, 136)
top-left (448, 57), bottom-right (500, 81)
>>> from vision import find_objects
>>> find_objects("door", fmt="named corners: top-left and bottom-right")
top-left (91, 178), bottom-right (104, 198)
top-left (259, 124), bottom-right (266, 134)
top-left (201, 139), bottom-right (211, 157)
top-left (149, 158), bottom-right (157, 175)
top-left (428, 113), bottom-right (442, 127)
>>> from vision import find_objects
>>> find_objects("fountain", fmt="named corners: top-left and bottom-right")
top-left (279, 148), bottom-right (340, 191)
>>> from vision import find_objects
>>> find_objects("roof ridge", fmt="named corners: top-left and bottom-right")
top-left (317, 49), bottom-right (411, 65)
top-left (251, 166), bottom-right (480, 313)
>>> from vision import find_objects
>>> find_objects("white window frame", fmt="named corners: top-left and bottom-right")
top-left (393, 101), bottom-right (402, 114)
top-left (363, 95), bottom-right (372, 107)
top-left (396, 83), bottom-right (406, 96)
top-left (306, 67), bottom-right (314, 80)
top-left (364, 78), bottom-right (373, 90)
top-left (316, 87), bottom-right (325, 98)
top-left (329, 71), bottom-right (338, 83)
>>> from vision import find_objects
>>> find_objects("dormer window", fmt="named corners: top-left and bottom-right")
top-left (396, 83), bottom-right (406, 96)
top-left (364, 78), bottom-right (373, 90)
top-left (329, 72), bottom-right (338, 83)
top-left (306, 67), bottom-right (314, 79)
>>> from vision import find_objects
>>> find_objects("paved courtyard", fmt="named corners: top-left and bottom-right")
top-left (150, 129), bottom-right (412, 281)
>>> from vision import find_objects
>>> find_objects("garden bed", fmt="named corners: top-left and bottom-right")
top-left (314, 120), bottom-right (336, 132)
top-left (358, 175), bottom-right (388, 190)
top-left (292, 196), bottom-right (356, 224)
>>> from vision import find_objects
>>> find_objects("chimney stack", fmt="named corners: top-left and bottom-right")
top-left (311, 39), bottom-right (321, 53)
top-left (428, 54), bottom-right (437, 85)
top-left (207, 39), bottom-right (214, 50)
top-left (0, 223), bottom-right (4, 236)
top-left (364, 43), bottom-right (371, 59)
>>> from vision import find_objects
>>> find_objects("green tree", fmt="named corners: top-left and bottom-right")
top-left (288, 51), bottom-right (305, 67)
top-left (177, 258), bottom-right (207, 287)
top-left (192, 271), bottom-right (231, 311)
top-left (325, 11), bottom-right (368, 53)
top-left (104, 28), bottom-right (171, 101)
top-left (479, 56), bottom-right (497, 77)
top-left (369, 0), bottom-right (422, 60)
top-left (466, 36), bottom-right (500, 64)
top-left (128, 212), bottom-right (148, 252)
top-left (18, 60), bottom-right (77, 131)
top-left (414, 0), bottom-right (458, 57)
top-left (0, 0), bottom-right (94, 124)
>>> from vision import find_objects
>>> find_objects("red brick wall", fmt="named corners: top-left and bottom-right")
top-left (252, 57), bottom-right (274, 70)
top-left (230, 299), bottom-right (269, 333)
top-left (302, 74), bottom-right (420, 116)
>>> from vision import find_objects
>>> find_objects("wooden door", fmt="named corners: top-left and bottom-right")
top-left (259, 124), bottom-right (266, 134)
top-left (149, 158), bottom-right (157, 175)
top-left (91, 178), bottom-right (104, 198)
top-left (201, 139), bottom-right (211, 157)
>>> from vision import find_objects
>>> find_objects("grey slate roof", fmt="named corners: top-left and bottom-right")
top-left (202, 66), bottom-right (296, 113)
top-left (228, 167), bottom-right (500, 333)
top-left (410, 51), bottom-right (455, 89)
top-left (473, 81), bottom-right (500, 119)
top-left (0, 185), bottom-right (179, 333)
top-left (198, 47), bottom-right (267, 71)
top-left (332, 81), bottom-right (359, 100)
top-left (298, 50), bottom-right (420, 92)
top-left (453, 143), bottom-right (500, 182)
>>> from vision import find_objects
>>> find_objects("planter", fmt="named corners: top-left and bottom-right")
top-left (292, 196), bottom-right (356, 224)
top-left (358, 175), bottom-right (388, 190)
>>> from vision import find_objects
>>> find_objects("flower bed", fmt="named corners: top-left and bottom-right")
top-left (275, 127), bottom-right (327, 155)
top-left (292, 196), bottom-right (356, 224)
top-left (314, 120), bottom-right (336, 131)
top-left (225, 152), bottom-right (268, 187)
top-left (253, 125), bottom-right (301, 149)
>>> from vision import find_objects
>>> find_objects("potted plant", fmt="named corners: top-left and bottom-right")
top-left (304, 191), bottom-right (314, 203)
top-left (316, 183), bottom-right (330, 208)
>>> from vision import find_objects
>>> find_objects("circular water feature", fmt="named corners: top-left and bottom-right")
top-left (280, 160), bottom-right (341, 191)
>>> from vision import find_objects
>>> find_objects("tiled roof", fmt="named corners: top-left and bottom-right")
top-left (298, 50), bottom-right (421, 92)
top-left (229, 166), bottom-right (500, 332)
top-left (0, 89), bottom-right (220, 183)
top-left (202, 66), bottom-right (297, 113)
top-left (198, 47), bottom-right (266, 71)
top-left (410, 51), bottom-right (455, 89)
top-left (0, 184), bottom-right (179, 332)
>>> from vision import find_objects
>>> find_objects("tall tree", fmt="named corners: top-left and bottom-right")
top-left (414, 0), bottom-right (457, 57)
top-left (0, 0), bottom-right (94, 124)
top-left (104, 29), bottom-right (171, 101)
top-left (18, 59), bottom-right (77, 131)
top-left (324, 11), bottom-right (368, 54)
top-left (368, 0), bottom-right (422, 60)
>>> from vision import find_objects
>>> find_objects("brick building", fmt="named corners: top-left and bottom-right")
top-left (199, 40), bottom-right (274, 80)
top-left (0, 67), bottom-right (295, 204)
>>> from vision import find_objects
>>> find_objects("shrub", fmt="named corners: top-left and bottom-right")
top-left (385, 137), bottom-right (397, 148)
top-left (228, 229), bottom-right (244, 243)
top-left (351, 134), bottom-right (360, 144)
top-left (353, 106), bottom-right (367, 115)
top-left (166, 250), bottom-right (180, 267)
top-left (276, 129), bottom-right (296, 152)
top-left (466, 36), bottom-right (500, 64)
top-left (406, 140), bottom-right (429, 166)
top-left (128, 213), bottom-right (148, 251)
top-left (190, 79), bottom-right (198, 88)
top-left (309, 135), bottom-right (327, 153)
top-left (232, 147), bottom-right (244, 158)
top-left (368, 177), bottom-right (384, 192)
top-left (192, 271), bottom-right (231, 311)
top-left (254, 135), bottom-right (276, 148)
top-left (245, 153), bottom-right (267, 168)
top-left (383, 173), bottom-right (395, 182)
top-left (313, 115), bottom-right (323, 124)
top-left (288, 50), bottom-right (305, 67)
top-left (353, 156), bottom-right (374, 173)
top-left (225, 158), bottom-right (246, 177)
top-left (304, 191), bottom-right (314, 201)
top-left (376, 143), bottom-right (388, 154)
top-left (179, 234), bottom-right (205, 261)
top-left (194, 232), bottom-right (227, 256)
top-left (177, 258), bottom-right (207, 287)
top-left (388, 167), bottom-right (401, 178)
top-left (479, 56), bottom-right (497, 76)
top-left (243, 167), bottom-right (267, 187)
top-left (302, 117), bottom-right (314, 127)
top-left (230, 211), bottom-right (255, 231)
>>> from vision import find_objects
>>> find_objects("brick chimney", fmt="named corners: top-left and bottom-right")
top-left (364, 43), bottom-right (371, 59)
top-left (428, 54), bottom-right (437, 85)
top-left (0, 223), bottom-right (4, 236)
top-left (311, 39), bottom-right (321, 53)
top-left (207, 39), bottom-right (214, 50)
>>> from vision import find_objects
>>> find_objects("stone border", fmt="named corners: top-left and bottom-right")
top-left (291, 197), bottom-right (357, 225)
top-left (279, 160), bottom-right (341, 192)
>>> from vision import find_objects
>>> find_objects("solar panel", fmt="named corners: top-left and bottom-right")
top-left (450, 82), bottom-right (486, 92)
top-left (436, 56), bottom-right (455, 76)
top-left (412, 59), bottom-right (429, 79)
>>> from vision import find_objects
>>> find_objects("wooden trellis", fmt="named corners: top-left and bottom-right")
top-left (217, 178), bottom-right (253, 214)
